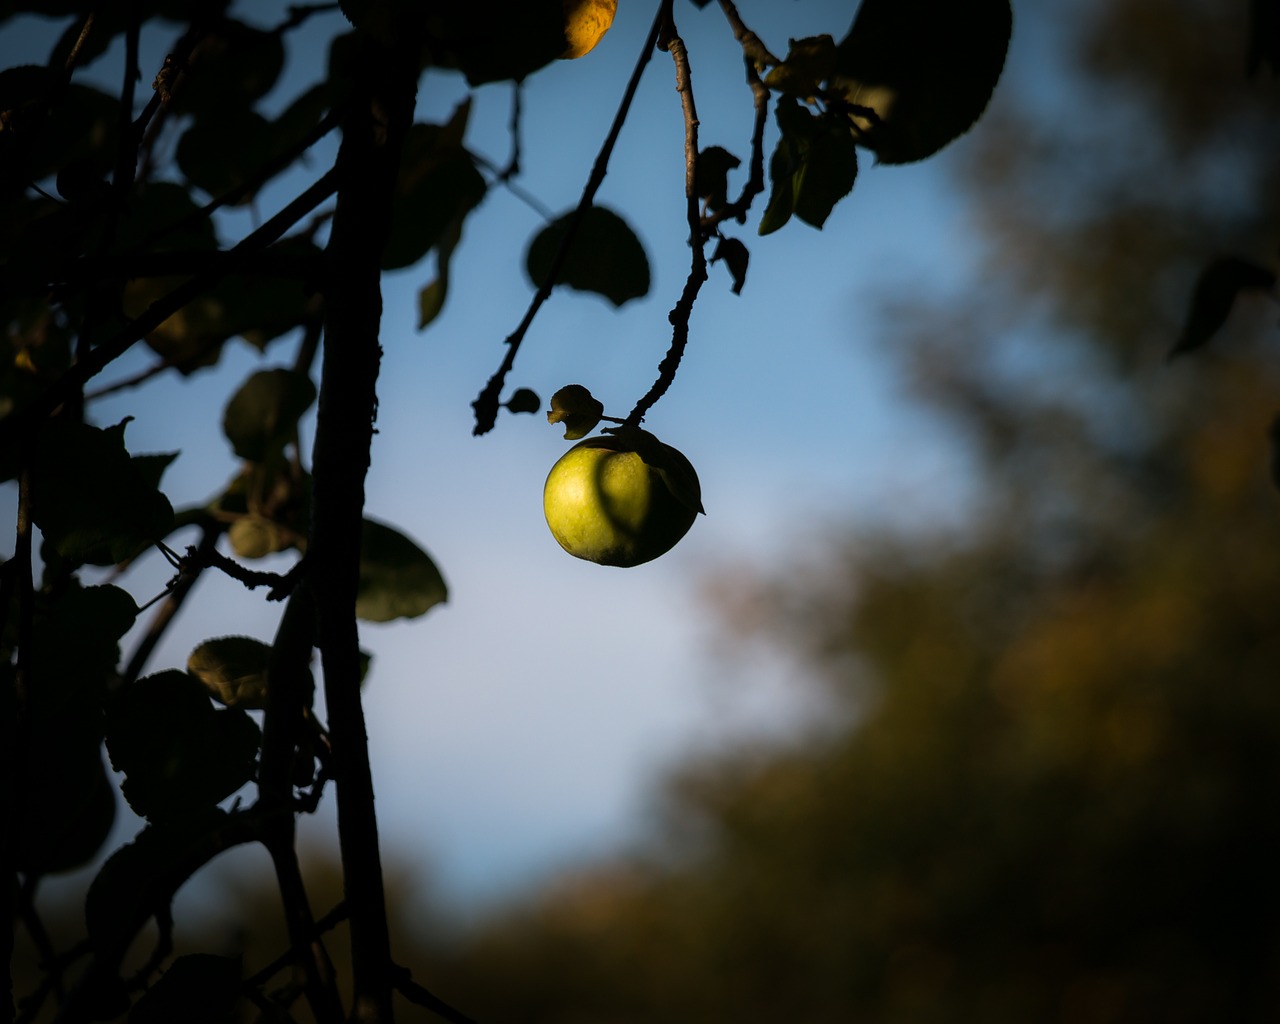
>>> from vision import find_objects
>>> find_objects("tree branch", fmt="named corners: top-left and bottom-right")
top-left (471, 2), bottom-right (667, 435)
top-left (120, 522), bottom-right (221, 687)
top-left (390, 965), bottom-right (476, 1024)
top-left (259, 582), bottom-right (344, 1024)
top-left (715, 0), bottom-right (780, 67)
top-left (701, 53), bottom-right (769, 231)
top-left (310, 27), bottom-right (421, 1024)
top-left (626, 7), bottom-right (708, 427)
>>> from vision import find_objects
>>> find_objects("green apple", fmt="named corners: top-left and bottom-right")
top-left (543, 430), bottom-right (702, 567)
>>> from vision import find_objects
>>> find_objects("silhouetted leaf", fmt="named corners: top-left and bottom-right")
top-left (356, 519), bottom-right (448, 622)
top-left (830, 0), bottom-right (1013, 164)
top-left (15, 736), bottom-right (115, 875)
top-left (417, 276), bottom-right (447, 329)
top-left (18, 585), bottom-right (138, 716)
top-left (176, 107), bottom-right (275, 202)
top-left (30, 419), bottom-right (175, 565)
top-left (711, 236), bottom-right (749, 295)
top-left (55, 158), bottom-right (109, 204)
top-left (414, 0), bottom-right (569, 84)
top-left (105, 670), bottom-right (261, 821)
top-left (695, 146), bottom-right (742, 211)
top-left (167, 19), bottom-right (285, 118)
top-left (760, 97), bottom-right (858, 235)
top-left (189, 636), bottom-right (279, 710)
top-left (129, 954), bottom-right (242, 1024)
top-left (526, 206), bottom-right (651, 306)
top-left (113, 180), bottom-right (218, 254)
top-left (416, 218), bottom-right (463, 329)
top-left (27, 84), bottom-right (119, 183)
top-left (271, 80), bottom-right (336, 153)
top-left (547, 384), bottom-right (604, 439)
top-left (764, 35), bottom-right (837, 98)
top-left (0, 65), bottom-right (51, 196)
top-left (123, 242), bottom-right (321, 370)
top-left (222, 368), bottom-right (317, 462)
top-left (131, 451), bottom-right (180, 493)
top-left (505, 387), bottom-right (541, 415)
top-left (1169, 256), bottom-right (1277, 358)
top-left (86, 806), bottom-right (230, 954)
top-left (383, 105), bottom-right (486, 271)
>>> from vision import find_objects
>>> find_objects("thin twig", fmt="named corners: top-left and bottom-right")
top-left (188, 546), bottom-right (306, 602)
top-left (243, 902), bottom-right (350, 991)
top-left (391, 965), bottom-right (476, 1024)
top-left (123, 905), bottom-right (173, 992)
top-left (499, 82), bottom-right (522, 180)
top-left (258, 582), bottom-right (345, 1024)
top-left (121, 524), bottom-right (221, 687)
top-left (715, 0), bottom-right (780, 67)
top-left (625, 5), bottom-right (708, 427)
top-left (470, 3), bottom-right (668, 435)
top-left (471, 151), bottom-right (556, 222)
top-left (702, 54), bottom-right (769, 231)
top-left (61, 13), bottom-right (97, 74)
top-left (141, 106), bottom-right (341, 251)
top-left (83, 359), bottom-right (179, 402)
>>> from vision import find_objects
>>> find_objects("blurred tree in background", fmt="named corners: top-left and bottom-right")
top-left (429, 1), bottom-right (1280, 1020)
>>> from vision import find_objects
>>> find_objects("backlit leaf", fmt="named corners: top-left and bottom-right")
top-left (547, 384), bottom-right (604, 440)
top-left (356, 518), bottom-right (448, 622)
top-left (188, 636), bottom-right (278, 710)
top-left (764, 35), bottom-right (837, 98)
top-left (222, 368), bottom-right (317, 462)
top-left (760, 97), bottom-right (857, 235)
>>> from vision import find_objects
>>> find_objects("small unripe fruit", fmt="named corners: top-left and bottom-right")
top-left (544, 430), bottom-right (701, 567)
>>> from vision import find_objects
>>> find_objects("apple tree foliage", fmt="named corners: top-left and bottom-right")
top-left (0, 0), bottom-right (1011, 1020)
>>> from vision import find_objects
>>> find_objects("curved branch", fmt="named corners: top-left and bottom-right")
top-left (471, 3), bottom-right (667, 436)
top-left (626, 8), bottom-right (708, 428)
top-left (715, 0), bottom-right (781, 67)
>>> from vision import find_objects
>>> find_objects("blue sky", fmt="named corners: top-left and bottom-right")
top-left (3, 1), bottom-right (1010, 914)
